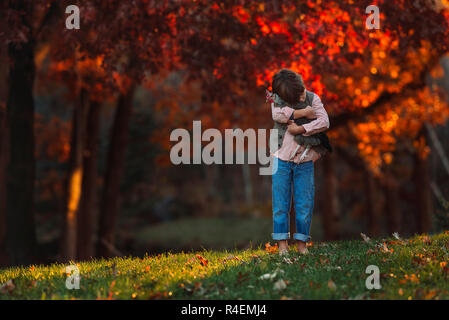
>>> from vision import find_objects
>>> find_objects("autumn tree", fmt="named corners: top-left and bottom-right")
top-left (0, 13), bottom-right (8, 266)
top-left (1, 0), bottom-right (66, 265)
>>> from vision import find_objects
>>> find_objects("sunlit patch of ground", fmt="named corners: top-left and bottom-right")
top-left (1, 232), bottom-right (448, 300)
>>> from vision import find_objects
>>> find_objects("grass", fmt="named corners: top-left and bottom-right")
top-left (1, 232), bottom-right (449, 300)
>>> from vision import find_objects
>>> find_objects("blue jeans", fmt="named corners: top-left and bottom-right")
top-left (272, 157), bottom-right (315, 242)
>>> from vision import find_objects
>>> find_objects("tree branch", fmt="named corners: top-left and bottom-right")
top-left (34, 1), bottom-right (61, 41)
top-left (330, 66), bottom-right (431, 129)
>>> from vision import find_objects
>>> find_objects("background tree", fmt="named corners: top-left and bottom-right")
top-left (2, 0), bottom-right (63, 265)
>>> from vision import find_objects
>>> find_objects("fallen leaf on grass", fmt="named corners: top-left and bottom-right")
top-left (379, 242), bottom-right (393, 253)
top-left (236, 271), bottom-right (249, 284)
top-left (194, 282), bottom-right (203, 289)
top-left (319, 255), bottom-right (329, 265)
top-left (360, 233), bottom-right (371, 243)
top-left (107, 280), bottom-right (116, 300)
top-left (442, 264), bottom-right (449, 275)
top-left (387, 240), bottom-right (403, 246)
top-left (283, 257), bottom-right (293, 264)
top-left (327, 280), bottom-right (337, 291)
top-left (392, 232), bottom-right (401, 240)
top-left (148, 292), bottom-right (163, 299)
top-left (195, 254), bottom-right (208, 266)
top-left (424, 290), bottom-right (438, 300)
top-left (259, 272), bottom-right (277, 280)
top-left (265, 242), bottom-right (279, 254)
top-left (0, 279), bottom-right (15, 294)
top-left (414, 287), bottom-right (438, 300)
top-left (404, 274), bottom-right (419, 283)
top-left (194, 282), bottom-right (206, 295)
top-left (27, 280), bottom-right (37, 289)
top-left (273, 279), bottom-right (287, 290)
top-left (309, 280), bottom-right (321, 289)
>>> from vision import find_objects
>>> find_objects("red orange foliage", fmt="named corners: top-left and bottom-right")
top-left (5, 1), bottom-right (449, 172)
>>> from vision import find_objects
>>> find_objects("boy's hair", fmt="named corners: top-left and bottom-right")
top-left (271, 69), bottom-right (305, 105)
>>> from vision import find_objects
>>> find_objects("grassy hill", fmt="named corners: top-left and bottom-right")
top-left (1, 232), bottom-right (448, 300)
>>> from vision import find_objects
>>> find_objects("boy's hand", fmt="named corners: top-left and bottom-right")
top-left (287, 122), bottom-right (306, 135)
top-left (293, 106), bottom-right (316, 119)
top-left (303, 106), bottom-right (316, 119)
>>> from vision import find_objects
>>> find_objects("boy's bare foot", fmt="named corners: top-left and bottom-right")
top-left (279, 240), bottom-right (288, 255)
top-left (297, 241), bottom-right (309, 254)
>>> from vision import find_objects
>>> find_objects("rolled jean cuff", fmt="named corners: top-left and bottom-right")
top-left (293, 233), bottom-right (311, 242)
top-left (272, 232), bottom-right (290, 240)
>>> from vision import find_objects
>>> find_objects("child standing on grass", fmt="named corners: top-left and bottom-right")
top-left (268, 69), bottom-right (330, 255)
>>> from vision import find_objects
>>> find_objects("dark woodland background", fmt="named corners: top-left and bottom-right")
top-left (1, 0), bottom-right (449, 267)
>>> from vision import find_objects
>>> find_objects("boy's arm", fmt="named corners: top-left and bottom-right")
top-left (287, 94), bottom-right (329, 136)
top-left (291, 107), bottom-right (316, 120)
top-left (301, 94), bottom-right (330, 136)
top-left (271, 102), bottom-right (294, 123)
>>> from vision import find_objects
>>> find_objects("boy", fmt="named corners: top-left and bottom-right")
top-left (268, 69), bottom-right (330, 255)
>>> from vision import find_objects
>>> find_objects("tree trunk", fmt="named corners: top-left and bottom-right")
top-left (204, 165), bottom-right (219, 217)
top-left (97, 86), bottom-right (135, 257)
top-left (242, 151), bottom-right (254, 212)
top-left (425, 123), bottom-right (449, 176)
top-left (6, 36), bottom-right (37, 266)
top-left (62, 89), bottom-right (87, 261)
top-left (0, 111), bottom-right (7, 267)
top-left (413, 148), bottom-right (433, 234)
top-left (365, 169), bottom-right (381, 237)
top-left (77, 100), bottom-right (101, 260)
top-left (0, 42), bottom-right (9, 266)
top-left (321, 154), bottom-right (338, 240)
top-left (272, 0), bottom-right (279, 13)
top-left (383, 173), bottom-right (400, 235)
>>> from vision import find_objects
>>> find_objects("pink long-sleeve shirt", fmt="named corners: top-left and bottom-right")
top-left (271, 92), bottom-right (330, 164)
